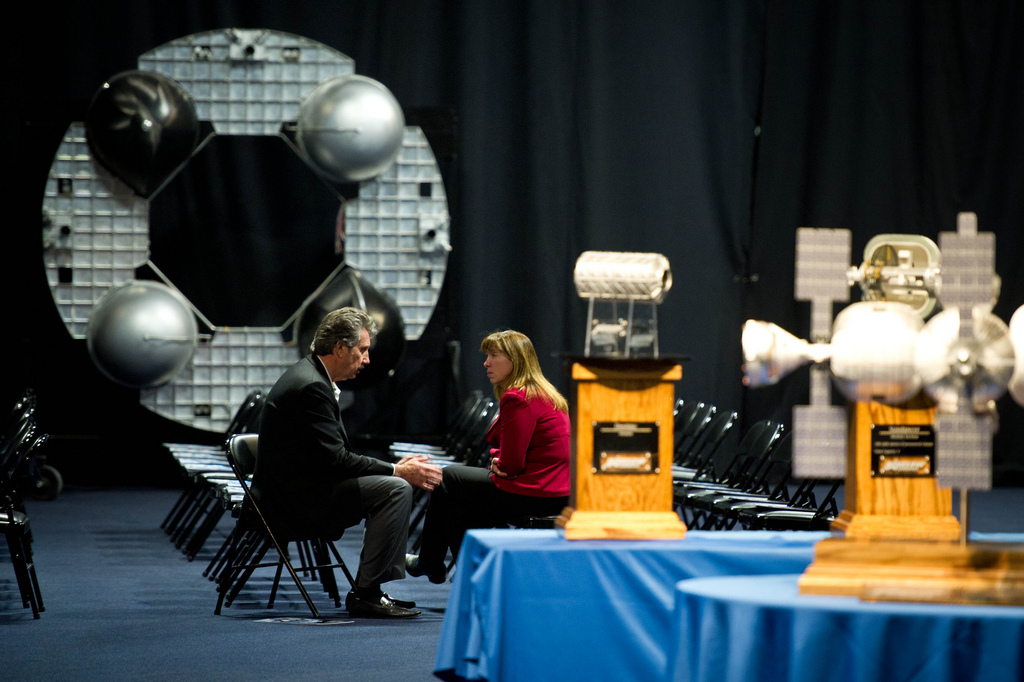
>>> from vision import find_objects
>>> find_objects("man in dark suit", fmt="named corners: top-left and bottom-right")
top-left (251, 307), bottom-right (442, 618)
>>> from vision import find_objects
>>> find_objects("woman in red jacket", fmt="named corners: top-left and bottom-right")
top-left (407, 330), bottom-right (571, 583)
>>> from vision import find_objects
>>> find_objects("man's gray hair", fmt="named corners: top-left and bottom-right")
top-left (310, 307), bottom-right (379, 355)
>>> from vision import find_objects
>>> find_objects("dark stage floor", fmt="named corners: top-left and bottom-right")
top-left (1, 487), bottom-right (451, 681)
top-left (2, 485), bottom-right (1023, 680)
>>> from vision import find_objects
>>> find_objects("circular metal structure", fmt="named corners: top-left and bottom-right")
top-left (1009, 305), bottom-right (1024, 406)
top-left (40, 29), bottom-right (451, 431)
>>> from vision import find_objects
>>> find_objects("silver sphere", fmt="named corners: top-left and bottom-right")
top-left (829, 301), bottom-right (924, 404)
top-left (86, 280), bottom-right (199, 388)
top-left (296, 75), bottom-right (405, 182)
top-left (915, 307), bottom-right (1014, 413)
top-left (1009, 305), bottom-right (1024, 407)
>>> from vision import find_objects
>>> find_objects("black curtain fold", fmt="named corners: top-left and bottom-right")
top-left (8, 0), bottom-right (1024, 483)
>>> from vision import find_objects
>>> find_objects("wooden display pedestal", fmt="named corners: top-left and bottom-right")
top-left (800, 538), bottom-right (1024, 606)
top-left (794, 396), bottom-right (1024, 603)
top-left (830, 398), bottom-right (959, 542)
top-left (556, 359), bottom-right (687, 540)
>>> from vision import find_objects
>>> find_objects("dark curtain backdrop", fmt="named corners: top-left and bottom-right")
top-left (7, 0), bottom-right (1024, 485)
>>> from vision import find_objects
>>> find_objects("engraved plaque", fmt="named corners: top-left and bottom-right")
top-left (870, 424), bottom-right (935, 477)
top-left (592, 421), bottom-right (659, 474)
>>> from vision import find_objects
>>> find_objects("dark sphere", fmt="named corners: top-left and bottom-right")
top-left (295, 266), bottom-right (405, 389)
top-left (86, 70), bottom-right (200, 198)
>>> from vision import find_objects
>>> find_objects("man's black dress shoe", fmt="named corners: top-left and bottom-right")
top-left (345, 590), bottom-right (421, 618)
top-left (406, 554), bottom-right (448, 584)
top-left (383, 593), bottom-right (416, 609)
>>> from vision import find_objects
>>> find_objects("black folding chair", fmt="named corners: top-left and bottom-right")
top-left (214, 434), bottom-right (355, 619)
top-left (674, 402), bottom-right (716, 466)
top-left (707, 431), bottom-right (838, 530)
top-left (676, 421), bottom-right (788, 530)
top-left (162, 390), bottom-right (266, 560)
top-left (407, 399), bottom-right (499, 552)
top-left (671, 410), bottom-right (738, 483)
top-left (0, 411), bottom-right (48, 619)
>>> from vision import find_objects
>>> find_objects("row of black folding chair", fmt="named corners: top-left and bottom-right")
top-left (716, 427), bottom-right (840, 531)
top-left (674, 420), bottom-right (788, 529)
top-left (389, 391), bottom-right (493, 465)
top-left (676, 419), bottom-right (840, 531)
top-left (0, 390), bottom-right (48, 618)
top-left (211, 434), bottom-right (355, 619)
top-left (673, 407), bottom-right (738, 480)
top-left (160, 390), bottom-right (266, 560)
top-left (673, 399), bottom-right (717, 465)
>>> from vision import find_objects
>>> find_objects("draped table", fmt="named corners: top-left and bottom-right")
top-left (669, 571), bottom-right (1024, 682)
top-left (433, 529), bottom-right (827, 682)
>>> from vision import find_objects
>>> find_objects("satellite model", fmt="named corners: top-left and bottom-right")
top-left (741, 213), bottom-right (1024, 603)
top-left (743, 213), bottom-right (1024, 497)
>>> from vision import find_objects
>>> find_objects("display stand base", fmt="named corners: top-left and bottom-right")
top-left (830, 510), bottom-right (960, 541)
top-left (799, 537), bottom-right (1024, 605)
top-left (556, 508), bottom-right (687, 540)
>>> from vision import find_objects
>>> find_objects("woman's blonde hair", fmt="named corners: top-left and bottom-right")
top-left (480, 330), bottom-right (568, 412)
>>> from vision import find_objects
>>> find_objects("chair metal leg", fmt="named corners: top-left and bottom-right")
top-left (5, 531), bottom-right (40, 618)
top-left (267, 557), bottom-right (284, 608)
top-left (163, 483), bottom-right (203, 536)
top-left (184, 504), bottom-right (225, 560)
top-left (160, 487), bottom-right (193, 531)
top-left (325, 539), bottom-right (356, 588)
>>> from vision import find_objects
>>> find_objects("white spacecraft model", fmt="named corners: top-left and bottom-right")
top-left (741, 213), bottom-right (1024, 491)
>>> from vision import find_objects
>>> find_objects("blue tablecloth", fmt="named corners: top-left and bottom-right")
top-left (433, 529), bottom-right (827, 682)
top-left (669, 574), bottom-right (1024, 682)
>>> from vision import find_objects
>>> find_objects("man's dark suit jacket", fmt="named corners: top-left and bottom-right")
top-left (251, 354), bottom-right (393, 539)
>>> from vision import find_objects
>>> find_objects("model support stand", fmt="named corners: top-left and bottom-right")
top-left (557, 358), bottom-right (687, 539)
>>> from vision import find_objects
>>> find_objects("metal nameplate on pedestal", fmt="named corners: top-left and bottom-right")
top-left (592, 421), bottom-right (659, 474)
top-left (870, 424), bottom-right (935, 477)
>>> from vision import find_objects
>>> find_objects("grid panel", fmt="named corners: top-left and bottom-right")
top-left (139, 29), bottom-right (354, 135)
top-left (934, 412), bottom-right (993, 490)
top-left (794, 228), bottom-right (851, 302)
top-left (792, 404), bottom-right (847, 479)
top-left (41, 124), bottom-right (150, 338)
top-left (140, 329), bottom-right (298, 431)
top-left (343, 126), bottom-right (451, 340)
top-left (937, 231), bottom-right (995, 315)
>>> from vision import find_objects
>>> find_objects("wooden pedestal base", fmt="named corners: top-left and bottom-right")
top-left (831, 510), bottom-right (961, 541)
top-left (799, 537), bottom-right (1024, 605)
top-left (556, 508), bottom-right (687, 540)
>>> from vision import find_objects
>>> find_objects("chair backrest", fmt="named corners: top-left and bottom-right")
top-left (0, 427), bottom-right (43, 514)
top-left (443, 393), bottom-right (489, 450)
top-left (226, 391), bottom-right (266, 437)
top-left (755, 430), bottom-right (797, 500)
top-left (454, 399), bottom-right (499, 466)
top-left (0, 390), bottom-right (37, 437)
top-left (0, 411), bottom-right (34, 458)
top-left (718, 420), bottom-right (785, 489)
top-left (679, 410), bottom-right (738, 470)
top-left (673, 399), bottom-right (698, 432)
top-left (227, 433), bottom-right (259, 480)
top-left (674, 403), bottom-right (717, 465)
